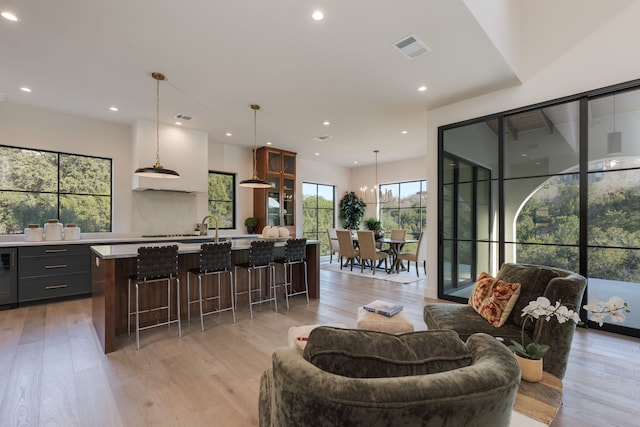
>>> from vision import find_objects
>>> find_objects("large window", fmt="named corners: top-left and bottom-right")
top-left (0, 145), bottom-right (111, 233)
top-left (207, 171), bottom-right (235, 229)
top-left (379, 180), bottom-right (427, 240)
top-left (439, 81), bottom-right (640, 338)
top-left (302, 182), bottom-right (335, 255)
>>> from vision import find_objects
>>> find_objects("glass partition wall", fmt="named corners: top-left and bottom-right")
top-left (439, 81), bottom-right (640, 337)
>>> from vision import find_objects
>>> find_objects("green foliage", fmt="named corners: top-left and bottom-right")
top-left (363, 217), bottom-right (381, 231)
top-left (208, 172), bottom-right (235, 228)
top-left (508, 340), bottom-right (550, 360)
top-left (244, 217), bottom-right (258, 227)
top-left (339, 191), bottom-right (366, 230)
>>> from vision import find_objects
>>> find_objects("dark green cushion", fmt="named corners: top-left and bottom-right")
top-left (302, 327), bottom-right (472, 378)
top-left (497, 263), bottom-right (560, 330)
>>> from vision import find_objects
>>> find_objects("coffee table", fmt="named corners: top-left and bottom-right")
top-left (512, 371), bottom-right (563, 426)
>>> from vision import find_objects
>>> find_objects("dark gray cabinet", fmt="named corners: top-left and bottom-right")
top-left (18, 245), bottom-right (91, 302)
top-left (0, 248), bottom-right (17, 308)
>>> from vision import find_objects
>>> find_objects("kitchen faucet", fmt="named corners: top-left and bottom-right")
top-left (199, 215), bottom-right (219, 243)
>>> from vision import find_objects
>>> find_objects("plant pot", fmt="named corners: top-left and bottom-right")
top-left (515, 354), bottom-right (543, 382)
top-left (247, 226), bottom-right (255, 234)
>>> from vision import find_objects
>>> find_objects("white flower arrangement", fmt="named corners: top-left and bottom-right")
top-left (583, 296), bottom-right (629, 326)
top-left (508, 295), bottom-right (630, 360)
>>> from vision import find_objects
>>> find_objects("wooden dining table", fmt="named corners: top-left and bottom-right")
top-left (378, 237), bottom-right (417, 274)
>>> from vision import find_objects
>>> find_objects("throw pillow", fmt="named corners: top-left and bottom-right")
top-left (303, 327), bottom-right (471, 378)
top-left (468, 272), bottom-right (521, 327)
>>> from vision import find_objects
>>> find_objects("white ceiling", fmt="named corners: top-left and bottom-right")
top-left (0, 1), bottom-right (586, 167)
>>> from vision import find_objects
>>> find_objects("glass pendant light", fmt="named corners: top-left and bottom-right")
top-left (134, 72), bottom-right (180, 179)
top-left (239, 104), bottom-right (271, 188)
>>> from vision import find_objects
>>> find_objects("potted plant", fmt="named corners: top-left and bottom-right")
top-left (363, 217), bottom-right (384, 239)
top-left (339, 191), bottom-right (366, 230)
top-left (244, 217), bottom-right (258, 234)
top-left (508, 296), bottom-right (629, 382)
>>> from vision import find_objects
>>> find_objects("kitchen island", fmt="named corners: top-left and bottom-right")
top-left (90, 240), bottom-right (319, 353)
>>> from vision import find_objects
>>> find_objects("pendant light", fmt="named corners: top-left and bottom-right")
top-left (134, 72), bottom-right (180, 179)
top-left (360, 149), bottom-right (391, 204)
top-left (607, 93), bottom-right (622, 155)
top-left (239, 104), bottom-right (271, 188)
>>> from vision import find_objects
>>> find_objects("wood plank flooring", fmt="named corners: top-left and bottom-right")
top-left (1, 268), bottom-right (638, 426)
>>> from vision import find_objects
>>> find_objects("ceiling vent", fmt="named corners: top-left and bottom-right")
top-left (174, 113), bottom-right (193, 121)
top-left (313, 135), bottom-right (332, 142)
top-left (393, 34), bottom-right (431, 60)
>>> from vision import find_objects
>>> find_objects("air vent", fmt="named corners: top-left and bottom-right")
top-left (174, 113), bottom-right (193, 121)
top-left (313, 135), bottom-right (332, 142)
top-left (393, 34), bottom-right (431, 60)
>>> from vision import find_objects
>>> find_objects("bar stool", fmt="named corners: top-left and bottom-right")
top-left (186, 241), bottom-right (235, 332)
top-left (234, 240), bottom-right (276, 319)
top-left (274, 238), bottom-right (309, 309)
top-left (127, 245), bottom-right (181, 350)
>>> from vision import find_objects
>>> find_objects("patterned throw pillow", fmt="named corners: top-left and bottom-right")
top-left (468, 272), bottom-right (521, 327)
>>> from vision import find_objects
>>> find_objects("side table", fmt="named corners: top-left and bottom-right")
top-left (512, 371), bottom-right (563, 426)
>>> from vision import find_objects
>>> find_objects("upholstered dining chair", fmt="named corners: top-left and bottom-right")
top-left (336, 230), bottom-right (359, 271)
top-left (327, 228), bottom-right (340, 264)
top-left (397, 231), bottom-right (426, 277)
top-left (356, 230), bottom-right (388, 274)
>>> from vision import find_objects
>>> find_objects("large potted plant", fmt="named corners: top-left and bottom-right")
top-left (339, 192), bottom-right (366, 230)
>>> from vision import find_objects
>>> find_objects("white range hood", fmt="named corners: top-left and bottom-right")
top-left (132, 119), bottom-right (208, 193)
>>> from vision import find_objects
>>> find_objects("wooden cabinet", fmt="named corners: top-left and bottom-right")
top-left (18, 244), bottom-right (91, 302)
top-left (254, 147), bottom-right (296, 236)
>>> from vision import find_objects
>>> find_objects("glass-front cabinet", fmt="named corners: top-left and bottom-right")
top-left (254, 147), bottom-right (296, 236)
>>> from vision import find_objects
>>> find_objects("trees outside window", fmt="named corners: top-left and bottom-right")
top-left (0, 146), bottom-right (112, 233)
top-left (302, 182), bottom-right (334, 255)
top-left (380, 180), bottom-right (427, 240)
top-left (207, 171), bottom-right (235, 229)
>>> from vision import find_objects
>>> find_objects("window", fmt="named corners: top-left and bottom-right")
top-left (379, 180), bottom-right (427, 240)
top-left (302, 182), bottom-right (335, 255)
top-left (0, 145), bottom-right (112, 233)
top-left (207, 171), bottom-right (236, 229)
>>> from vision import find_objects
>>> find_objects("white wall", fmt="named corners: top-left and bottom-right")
top-left (423, 0), bottom-right (640, 298)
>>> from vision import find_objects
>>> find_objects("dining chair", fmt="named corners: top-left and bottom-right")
top-left (356, 230), bottom-right (388, 274)
top-left (336, 230), bottom-right (359, 271)
top-left (397, 231), bottom-right (426, 277)
top-left (186, 241), bottom-right (235, 332)
top-left (234, 240), bottom-right (277, 319)
top-left (274, 238), bottom-right (309, 309)
top-left (127, 245), bottom-right (181, 350)
top-left (327, 228), bottom-right (340, 264)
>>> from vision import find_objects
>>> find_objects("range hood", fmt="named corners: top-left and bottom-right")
top-left (132, 119), bottom-right (208, 192)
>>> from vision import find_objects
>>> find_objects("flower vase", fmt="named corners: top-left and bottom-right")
top-left (515, 354), bottom-right (543, 382)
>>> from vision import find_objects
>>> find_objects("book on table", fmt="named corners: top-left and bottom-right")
top-left (363, 300), bottom-right (403, 317)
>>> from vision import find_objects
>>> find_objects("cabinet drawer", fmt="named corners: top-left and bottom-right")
top-left (19, 254), bottom-right (89, 278)
top-left (18, 272), bottom-right (90, 302)
top-left (19, 244), bottom-right (89, 258)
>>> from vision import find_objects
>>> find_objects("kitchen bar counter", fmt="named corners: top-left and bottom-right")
top-left (90, 240), bottom-right (320, 353)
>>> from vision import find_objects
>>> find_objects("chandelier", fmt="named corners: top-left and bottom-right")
top-left (134, 72), bottom-right (180, 179)
top-left (360, 149), bottom-right (391, 204)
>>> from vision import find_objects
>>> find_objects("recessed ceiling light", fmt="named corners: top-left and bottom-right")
top-left (315, 153), bottom-right (320, 156)
top-left (266, 141), bottom-right (272, 145)
top-left (521, 153), bottom-right (528, 157)
top-left (312, 10), bottom-right (324, 21)
top-left (1, 11), bottom-right (18, 21)
top-left (225, 132), bottom-right (232, 137)
top-left (418, 86), bottom-right (427, 92)
top-left (323, 121), bottom-right (330, 126)
top-left (353, 161), bottom-right (358, 165)
top-left (20, 87), bottom-right (31, 93)
top-left (175, 121), bottom-right (182, 126)
top-left (401, 130), bottom-right (408, 134)
top-left (109, 106), bottom-right (118, 112)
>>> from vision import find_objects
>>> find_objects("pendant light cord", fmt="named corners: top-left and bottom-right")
top-left (155, 76), bottom-right (161, 166)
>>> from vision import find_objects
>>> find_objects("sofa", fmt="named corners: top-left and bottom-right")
top-left (259, 327), bottom-right (521, 427)
top-left (423, 263), bottom-right (587, 379)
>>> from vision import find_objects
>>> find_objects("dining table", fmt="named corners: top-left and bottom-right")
top-left (379, 237), bottom-right (418, 274)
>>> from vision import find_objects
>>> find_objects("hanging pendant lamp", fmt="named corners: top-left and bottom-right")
top-left (359, 149), bottom-right (391, 204)
top-left (134, 72), bottom-right (180, 179)
top-left (239, 104), bottom-right (271, 188)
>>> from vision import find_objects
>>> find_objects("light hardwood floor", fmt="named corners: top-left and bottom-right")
top-left (1, 267), bottom-right (638, 426)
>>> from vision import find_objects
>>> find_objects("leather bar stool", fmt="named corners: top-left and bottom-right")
top-left (187, 241), bottom-right (235, 332)
top-left (274, 238), bottom-right (309, 309)
top-left (234, 240), bottom-right (276, 319)
top-left (127, 245), bottom-right (181, 350)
